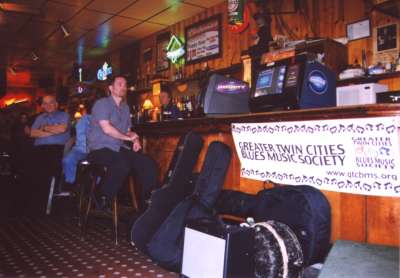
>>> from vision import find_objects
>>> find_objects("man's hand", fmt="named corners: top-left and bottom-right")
top-left (132, 138), bottom-right (142, 152)
top-left (126, 131), bottom-right (139, 142)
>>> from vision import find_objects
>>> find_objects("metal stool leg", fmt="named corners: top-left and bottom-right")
top-left (128, 177), bottom-right (138, 211)
top-left (46, 176), bottom-right (56, 215)
top-left (81, 177), bottom-right (96, 239)
top-left (113, 197), bottom-right (118, 245)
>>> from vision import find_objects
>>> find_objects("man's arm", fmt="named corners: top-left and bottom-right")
top-left (99, 120), bottom-right (137, 141)
top-left (30, 128), bottom-right (53, 138)
top-left (42, 124), bottom-right (68, 134)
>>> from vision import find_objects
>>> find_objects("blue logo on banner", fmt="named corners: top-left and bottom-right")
top-left (308, 70), bottom-right (328, 95)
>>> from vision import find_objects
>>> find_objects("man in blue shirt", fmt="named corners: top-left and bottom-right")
top-left (62, 100), bottom-right (94, 186)
top-left (87, 75), bottom-right (158, 210)
top-left (29, 94), bottom-right (70, 213)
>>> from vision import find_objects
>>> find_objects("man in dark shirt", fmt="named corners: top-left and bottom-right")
top-left (87, 75), bottom-right (158, 209)
top-left (159, 84), bottom-right (181, 120)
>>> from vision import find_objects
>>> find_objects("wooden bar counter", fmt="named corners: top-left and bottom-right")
top-left (134, 104), bottom-right (400, 247)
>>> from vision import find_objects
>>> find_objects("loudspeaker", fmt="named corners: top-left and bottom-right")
top-left (0, 68), bottom-right (6, 98)
top-left (299, 61), bottom-right (336, 108)
top-left (182, 222), bottom-right (254, 278)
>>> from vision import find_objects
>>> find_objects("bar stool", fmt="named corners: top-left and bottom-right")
top-left (76, 160), bottom-right (138, 245)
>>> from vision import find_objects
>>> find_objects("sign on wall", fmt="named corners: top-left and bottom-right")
top-left (232, 117), bottom-right (400, 197)
top-left (185, 15), bottom-right (222, 64)
top-left (166, 35), bottom-right (185, 64)
top-left (97, 62), bottom-right (112, 81)
top-left (156, 32), bottom-right (170, 71)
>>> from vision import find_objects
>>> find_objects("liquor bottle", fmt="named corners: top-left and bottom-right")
top-left (361, 49), bottom-right (367, 73)
top-left (186, 96), bottom-right (193, 118)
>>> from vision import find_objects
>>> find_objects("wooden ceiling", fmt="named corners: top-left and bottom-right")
top-left (0, 0), bottom-right (223, 74)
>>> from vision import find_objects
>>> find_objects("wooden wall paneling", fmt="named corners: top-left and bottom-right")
top-left (133, 0), bottom-right (400, 85)
top-left (366, 196), bottom-right (400, 246)
top-left (378, 77), bottom-right (400, 91)
top-left (339, 194), bottom-right (367, 242)
top-left (322, 191), bottom-right (342, 242)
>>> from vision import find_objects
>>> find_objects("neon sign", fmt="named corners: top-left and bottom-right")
top-left (166, 35), bottom-right (185, 64)
top-left (97, 62), bottom-right (112, 81)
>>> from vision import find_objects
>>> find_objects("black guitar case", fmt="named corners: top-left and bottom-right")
top-left (215, 184), bottom-right (331, 266)
top-left (130, 131), bottom-right (204, 253)
top-left (146, 141), bottom-right (232, 271)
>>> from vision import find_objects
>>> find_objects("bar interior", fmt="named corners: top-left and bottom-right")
top-left (0, 0), bottom-right (399, 277)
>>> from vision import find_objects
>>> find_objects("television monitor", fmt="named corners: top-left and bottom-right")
top-left (254, 65), bottom-right (287, 97)
top-left (202, 74), bottom-right (250, 115)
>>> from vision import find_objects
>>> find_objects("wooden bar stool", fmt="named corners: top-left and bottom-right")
top-left (76, 160), bottom-right (138, 245)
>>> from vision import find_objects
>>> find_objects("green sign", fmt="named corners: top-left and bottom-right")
top-left (166, 35), bottom-right (185, 64)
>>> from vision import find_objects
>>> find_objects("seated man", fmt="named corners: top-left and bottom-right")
top-left (62, 99), bottom-right (94, 187)
top-left (159, 84), bottom-right (181, 120)
top-left (29, 94), bottom-right (70, 213)
top-left (87, 75), bottom-right (158, 210)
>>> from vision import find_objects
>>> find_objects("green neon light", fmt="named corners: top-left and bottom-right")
top-left (166, 35), bottom-right (185, 64)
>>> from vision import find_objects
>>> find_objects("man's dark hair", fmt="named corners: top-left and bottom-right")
top-left (160, 84), bottom-right (172, 98)
top-left (107, 75), bottom-right (127, 86)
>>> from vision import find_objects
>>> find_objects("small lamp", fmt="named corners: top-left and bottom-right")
top-left (142, 99), bottom-right (154, 121)
top-left (143, 99), bottom-right (154, 110)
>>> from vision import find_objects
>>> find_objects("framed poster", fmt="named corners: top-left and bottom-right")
top-left (185, 14), bottom-right (222, 64)
top-left (156, 32), bottom-right (170, 72)
top-left (346, 19), bottom-right (371, 41)
top-left (376, 23), bottom-right (398, 52)
top-left (373, 22), bottom-right (399, 64)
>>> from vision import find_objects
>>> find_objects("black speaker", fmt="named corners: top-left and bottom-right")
top-left (0, 68), bottom-right (6, 98)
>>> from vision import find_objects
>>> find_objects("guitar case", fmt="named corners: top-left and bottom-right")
top-left (130, 131), bottom-right (204, 253)
top-left (146, 141), bottom-right (232, 271)
top-left (215, 184), bottom-right (331, 266)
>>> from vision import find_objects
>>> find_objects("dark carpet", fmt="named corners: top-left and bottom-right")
top-left (0, 216), bottom-right (178, 278)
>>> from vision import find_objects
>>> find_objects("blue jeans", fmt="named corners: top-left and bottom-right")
top-left (62, 148), bottom-right (87, 183)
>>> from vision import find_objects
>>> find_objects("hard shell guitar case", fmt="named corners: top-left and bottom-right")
top-left (147, 141), bottom-right (232, 271)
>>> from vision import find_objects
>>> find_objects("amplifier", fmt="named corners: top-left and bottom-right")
top-left (336, 83), bottom-right (388, 106)
top-left (181, 222), bottom-right (254, 278)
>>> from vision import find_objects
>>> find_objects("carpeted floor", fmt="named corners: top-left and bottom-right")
top-left (0, 216), bottom-right (178, 278)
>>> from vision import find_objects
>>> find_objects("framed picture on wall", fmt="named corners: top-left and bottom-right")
top-left (156, 32), bottom-right (170, 72)
top-left (375, 23), bottom-right (398, 53)
top-left (185, 14), bottom-right (222, 64)
top-left (372, 22), bottom-right (399, 64)
top-left (346, 19), bottom-right (371, 41)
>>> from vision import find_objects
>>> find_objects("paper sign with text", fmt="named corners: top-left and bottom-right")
top-left (231, 117), bottom-right (400, 197)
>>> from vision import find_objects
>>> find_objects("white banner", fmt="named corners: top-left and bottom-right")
top-left (231, 117), bottom-right (400, 197)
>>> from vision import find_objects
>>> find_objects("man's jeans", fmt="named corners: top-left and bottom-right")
top-left (62, 148), bottom-right (87, 183)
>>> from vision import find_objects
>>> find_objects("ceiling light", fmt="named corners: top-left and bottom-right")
top-left (31, 52), bottom-right (39, 61)
top-left (8, 66), bottom-right (16, 75)
top-left (59, 22), bottom-right (70, 38)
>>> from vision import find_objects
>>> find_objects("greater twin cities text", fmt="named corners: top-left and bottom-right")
top-left (238, 142), bottom-right (346, 166)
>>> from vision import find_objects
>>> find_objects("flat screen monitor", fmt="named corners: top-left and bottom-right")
top-left (249, 56), bottom-right (307, 112)
top-left (254, 65), bottom-right (287, 97)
